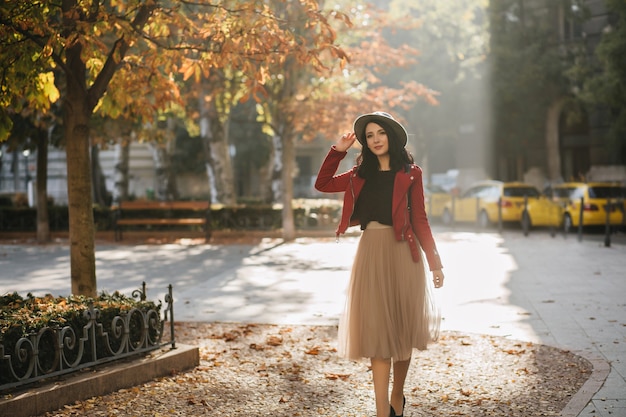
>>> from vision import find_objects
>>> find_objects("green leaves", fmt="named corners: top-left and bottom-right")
top-left (0, 110), bottom-right (12, 142)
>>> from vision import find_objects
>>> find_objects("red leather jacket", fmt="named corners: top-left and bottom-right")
top-left (315, 147), bottom-right (443, 271)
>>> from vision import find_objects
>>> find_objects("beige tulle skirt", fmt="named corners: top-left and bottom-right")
top-left (338, 222), bottom-right (440, 361)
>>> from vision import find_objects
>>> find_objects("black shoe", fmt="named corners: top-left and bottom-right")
top-left (389, 405), bottom-right (396, 417)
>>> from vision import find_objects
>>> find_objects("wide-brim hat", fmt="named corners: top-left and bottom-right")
top-left (353, 111), bottom-right (408, 147)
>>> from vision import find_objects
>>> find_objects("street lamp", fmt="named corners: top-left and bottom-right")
top-left (22, 149), bottom-right (31, 189)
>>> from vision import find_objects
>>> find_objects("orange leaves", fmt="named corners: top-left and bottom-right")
top-left (504, 348), bottom-right (526, 355)
top-left (186, 396), bottom-right (209, 407)
top-left (239, 81), bottom-right (269, 104)
top-left (266, 335), bottom-right (283, 346)
top-left (305, 346), bottom-right (320, 355)
top-left (330, 44), bottom-right (350, 62)
top-left (210, 323), bottom-right (257, 343)
top-left (40, 323), bottom-right (596, 416)
top-left (257, 66), bottom-right (271, 85)
top-left (222, 331), bottom-right (240, 342)
top-left (324, 372), bottom-right (350, 381)
top-left (249, 343), bottom-right (265, 351)
top-left (330, 9), bottom-right (353, 28)
top-left (503, 342), bottom-right (531, 356)
top-left (179, 59), bottom-right (209, 82)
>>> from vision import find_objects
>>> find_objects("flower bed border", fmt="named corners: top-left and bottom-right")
top-left (0, 282), bottom-right (175, 392)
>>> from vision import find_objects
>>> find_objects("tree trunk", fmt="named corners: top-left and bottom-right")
top-left (65, 113), bottom-right (97, 296)
top-left (546, 98), bottom-right (565, 182)
top-left (259, 138), bottom-right (277, 204)
top-left (281, 133), bottom-right (296, 241)
top-left (203, 145), bottom-right (217, 205)
top-left (36, 126), bottom-right (50, 243)
top-left (269, 133), bottom-right (283, 203)
top-left (199, 95), bottom-right (236, 205)
top-left (65, 42), bottom-right (97, 297)
top-left (11, 151), bottom-right (19, 191)
top-left (112, 140), bottom-right (130, 204)
top-left (91, 145), bottom-right (110, 206)
top-left (150, 141), bottom-right (178, 201)
top-left (59, 0), bottom-right (154, 296)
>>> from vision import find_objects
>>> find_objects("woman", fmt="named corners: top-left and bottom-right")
top-left (315, 111), bottom-right (444, 417)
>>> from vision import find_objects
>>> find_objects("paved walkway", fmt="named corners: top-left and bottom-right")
top-left (0, 227), bottom-right (624, 417)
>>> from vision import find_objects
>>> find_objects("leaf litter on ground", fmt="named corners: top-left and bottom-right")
top-left (42, 322), bottom-right (592, 417)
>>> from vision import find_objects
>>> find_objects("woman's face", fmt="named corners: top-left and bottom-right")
top-left (365, 122), bottom-right (389, 157)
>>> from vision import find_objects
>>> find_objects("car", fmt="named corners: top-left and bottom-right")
top-left (441, 180), bottom-right (563, 230)
top-left (543, 182), bottom-right (626, 231)
top-left (424, 184), bottom-right (452, 220)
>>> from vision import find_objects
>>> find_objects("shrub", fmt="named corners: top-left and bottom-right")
top-left (0, 292), bottom-right (161, 386)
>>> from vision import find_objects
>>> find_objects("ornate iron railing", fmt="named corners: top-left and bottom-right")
top-left (0, 283), bottom-right (175, 391)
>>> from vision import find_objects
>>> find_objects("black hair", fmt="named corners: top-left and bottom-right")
top-left (356, 119), bottom-right (414, 180)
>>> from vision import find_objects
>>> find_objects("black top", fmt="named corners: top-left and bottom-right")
top-left (352, 170), bottom-right (395, 230)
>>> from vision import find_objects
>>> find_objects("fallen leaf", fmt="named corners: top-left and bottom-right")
top-left (325, 373), bottom-right (350, 381)
top-left (305, 346), bottom-right (320, 355)
top-left (266, 335), bottom-right (283, 346)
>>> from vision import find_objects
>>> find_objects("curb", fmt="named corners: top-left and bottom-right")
top-left (560, 349), bottom-right (611, 417)
top-left (0, 344), bottom-right (199, 417)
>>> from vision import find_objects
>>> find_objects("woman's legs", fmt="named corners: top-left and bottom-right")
top-left (371, 357), bottom-right (411, 416)
top-left (391, 358), bottom-right (411, 415)
top-left (371, 357), bottom-right (392, 417)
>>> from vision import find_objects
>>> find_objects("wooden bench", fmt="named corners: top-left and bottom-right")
top-left (112, 200), bottom-right (211, 241)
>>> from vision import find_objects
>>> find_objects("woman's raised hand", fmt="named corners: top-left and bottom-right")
top-left (335, 132), bottom-right (357, 153)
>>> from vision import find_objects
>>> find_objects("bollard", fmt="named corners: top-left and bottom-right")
top-left (498, 197), bottom-right (503, 233)
top-left (522, 195), bottom-right (529, 236)
top-left (604, 199), bottom-right (611, 247)
top-left (577, 197), bottom-right (584, 242)
top-left (549, 203), bottom-right (557, 238)
top-left (562, 201), bottom-right (568, 239)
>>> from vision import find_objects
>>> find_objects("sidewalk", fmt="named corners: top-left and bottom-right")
top-left (0, 227), bottom-right (624, 416)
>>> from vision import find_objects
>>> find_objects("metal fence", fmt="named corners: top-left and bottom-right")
top-left (0, 282), bottom-right (175, 391)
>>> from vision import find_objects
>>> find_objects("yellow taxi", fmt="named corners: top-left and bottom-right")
top-left (441, 180), bottom-right (563, 229)
top-left (543, 182), bottom-right (626, 231)
top-left (424, 184), bottom-right (452, 220)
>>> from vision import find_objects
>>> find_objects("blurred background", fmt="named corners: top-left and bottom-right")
top-left (1, 0), bottom-right (624, 236)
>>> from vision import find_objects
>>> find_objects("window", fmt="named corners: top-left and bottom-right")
top-left (504, 186), bottom-right (540, 197)
top-left (588, 186), bottom-right (623, 199)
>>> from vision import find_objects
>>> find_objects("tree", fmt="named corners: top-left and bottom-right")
top-left (5, 112), bottom-right (59, 243)
top-left (253, 0), bottom-right (440, 240)
top-left (573, 0), bottom-right (626, 163)
top-left (290, 1), bottom-right (439, 142)
top-left (0, 4), bottom-right (61, 242)
top-left (488, 0), bottom-right (587, 181)
top-left (384, 0), bottom-right (490, 176)
top-left (0, 0), bottom-right (348, 297)
top-left (182, 69), bottom-right (243, 206)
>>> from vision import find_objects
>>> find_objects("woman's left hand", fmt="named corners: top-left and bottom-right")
top-left (432, 269), bottom-right (444, 288)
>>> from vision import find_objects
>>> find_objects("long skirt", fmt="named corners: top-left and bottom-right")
top-left (338, 221), bottom-right (440, 361)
